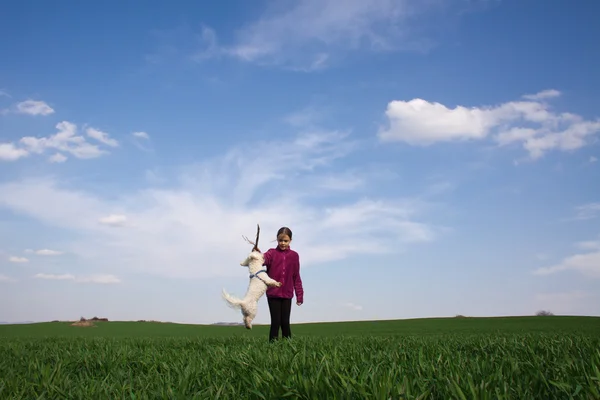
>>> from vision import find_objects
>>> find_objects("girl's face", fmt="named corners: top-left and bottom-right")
top-left (277, 234), bottom-right (291, 250)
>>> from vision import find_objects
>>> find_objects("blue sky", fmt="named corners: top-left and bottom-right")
top-left (1, 0), bottom-right (599, 324)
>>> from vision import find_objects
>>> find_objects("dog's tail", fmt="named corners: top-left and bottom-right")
top-left (222, 288), bottom-right (244, 310)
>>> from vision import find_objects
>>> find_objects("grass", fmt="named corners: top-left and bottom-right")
top-left (1, 316), bottom-right (599, 399)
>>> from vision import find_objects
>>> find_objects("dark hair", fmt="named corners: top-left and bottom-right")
top-left (277, 226), bottom-right (293, 240)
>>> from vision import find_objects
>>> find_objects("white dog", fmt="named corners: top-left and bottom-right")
top-left (222, 250), bottom-right (282, 329)
top-left (222, 225), bottom-right (282, 329)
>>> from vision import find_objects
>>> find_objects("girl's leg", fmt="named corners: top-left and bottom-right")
top-left (280, 298), bottom-right (293, 339)
top-left (267, 297), bottom-right (282, 342)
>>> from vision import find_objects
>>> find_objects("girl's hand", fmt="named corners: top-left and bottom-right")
top-left (296, 301), bottom-right (302, 306)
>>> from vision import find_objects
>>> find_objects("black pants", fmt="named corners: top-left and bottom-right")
top-left (267, 297), bottom-right (292, 341)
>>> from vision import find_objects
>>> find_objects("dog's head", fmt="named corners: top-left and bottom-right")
top-left (240, 250), bottom-right (264, 268)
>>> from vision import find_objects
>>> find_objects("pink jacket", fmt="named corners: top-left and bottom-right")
top-left (262, 246), bottom-right (304, 304)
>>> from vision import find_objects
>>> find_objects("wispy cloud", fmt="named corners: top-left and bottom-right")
top-left (98, 214), bottom-right (128, 227)
top-left (316, 172), bottom-right (365, 191)
top-left (191, 25), bottom-right (221, 62)
top-left (522, 89), bottom-right (561, 101)
top-left (9, 256), bottom-right (29, 263)
top-left (378, 89), bottom-right (600, 160)
top-left (86, 128), bottom-right (119, 147)
top-left (130, 131), bottom-right (153, 152)
top-left (576, 240), bottom-right (600, 251)
top-left (34, 273), bottom-right (121, 284)
top-left (193, 0), bottom-right (471, 71)
top-left (34, 273), bottom-right (74, 280)
top-left (132, 131), bottom-right (150, 140)
top-left (283, 105), bottom-right (329, 128)
top-left (342, 302), bottom-right (363, 311)
top-left (0, 274), bottom-right (17, 283)
top-left (25, 249), bottom-right (64, 256)
top-left (572, 202), bottom-right (600, 221)
top-left (533, 238), bottom-right (600, 278)
top-left (0, 129), bottom-right (441, 280)
top-left (48, 153), bottom-right (67, 163)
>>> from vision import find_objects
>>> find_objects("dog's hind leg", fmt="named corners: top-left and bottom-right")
top-left (243, 301), bottom-right (259, 329)
top-left (241, 303), bottom-right (254, 329)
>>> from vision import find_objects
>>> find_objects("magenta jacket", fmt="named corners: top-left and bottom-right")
top-left (263, 246), bottom-right (304, 304)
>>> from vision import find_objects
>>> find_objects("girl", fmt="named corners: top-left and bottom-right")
top-left (262, 226), bottom-right (304, 342)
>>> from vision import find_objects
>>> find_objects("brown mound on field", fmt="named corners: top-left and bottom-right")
top-left (71, 320), bottom-right (96, 327)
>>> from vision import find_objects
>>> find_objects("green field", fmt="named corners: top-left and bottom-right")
top-left (1, 316), bottom-right (599, 399)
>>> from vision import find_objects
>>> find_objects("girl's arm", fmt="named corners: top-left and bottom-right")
top-left (293, 254), bottom-right (304, 304)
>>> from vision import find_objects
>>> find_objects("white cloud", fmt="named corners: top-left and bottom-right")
top-left (132, 131), bottom-right (150, 140)
top-left (342, 302), bottom-right (363, 311)
top-left (590, 156), bottom-right (598, 163)
top-left (131, 131), bottom-right (153, 152)
top-left (378, 98), bottom-right (494, 144)
top-left (144, 168), bottom-right (165, 185)
top-left (34, 273), bottom-right (74, 280)
top-left (77, 274), bottom-right (121, 284)
top-left (9, 256), bottom-right (29, 263)
top-left (86, 128), bottom-right (119, 147)
top-left (576, 240), bottom-right (600, 251)
top-left (0, 89), bottom-right (11, 98)
top-left (15, 100), bottom-right (55, 116)
top-left (0, 274), bottom-right (16, 283)
top-left (522, 89), bottom-right (561, 101)
top-left (19, 121), bottom-right (113, 160)
top-left (48, 153), bottom-right (67, 163)
top-left (533, 239), bottom-right (600, 278)
top-left (198, 0), bottom-right (465, 70)
top-left (573, 202), bottom-right (600, 221)
top-left (0, 130), bottom-right (440, 280)
top-left (2, 116), bottom-right (118, 163)
top-left (34, 249), bottom-right (64, 256)
top-left (378, 90), bottom-right (600, 160)
top-left (316, 172), bottom-right (364, 191)
top-left (98, 214), bottom-right (128, 227)
top-left (0, 143), bottom-right (29, 162)
top-left (33, 273), bottom-right (120, 284)
top-left (283, 105), bottom-right (327, 128)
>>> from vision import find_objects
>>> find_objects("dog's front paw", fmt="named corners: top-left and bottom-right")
top-left (275, 281), bottom-right (282, 287)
